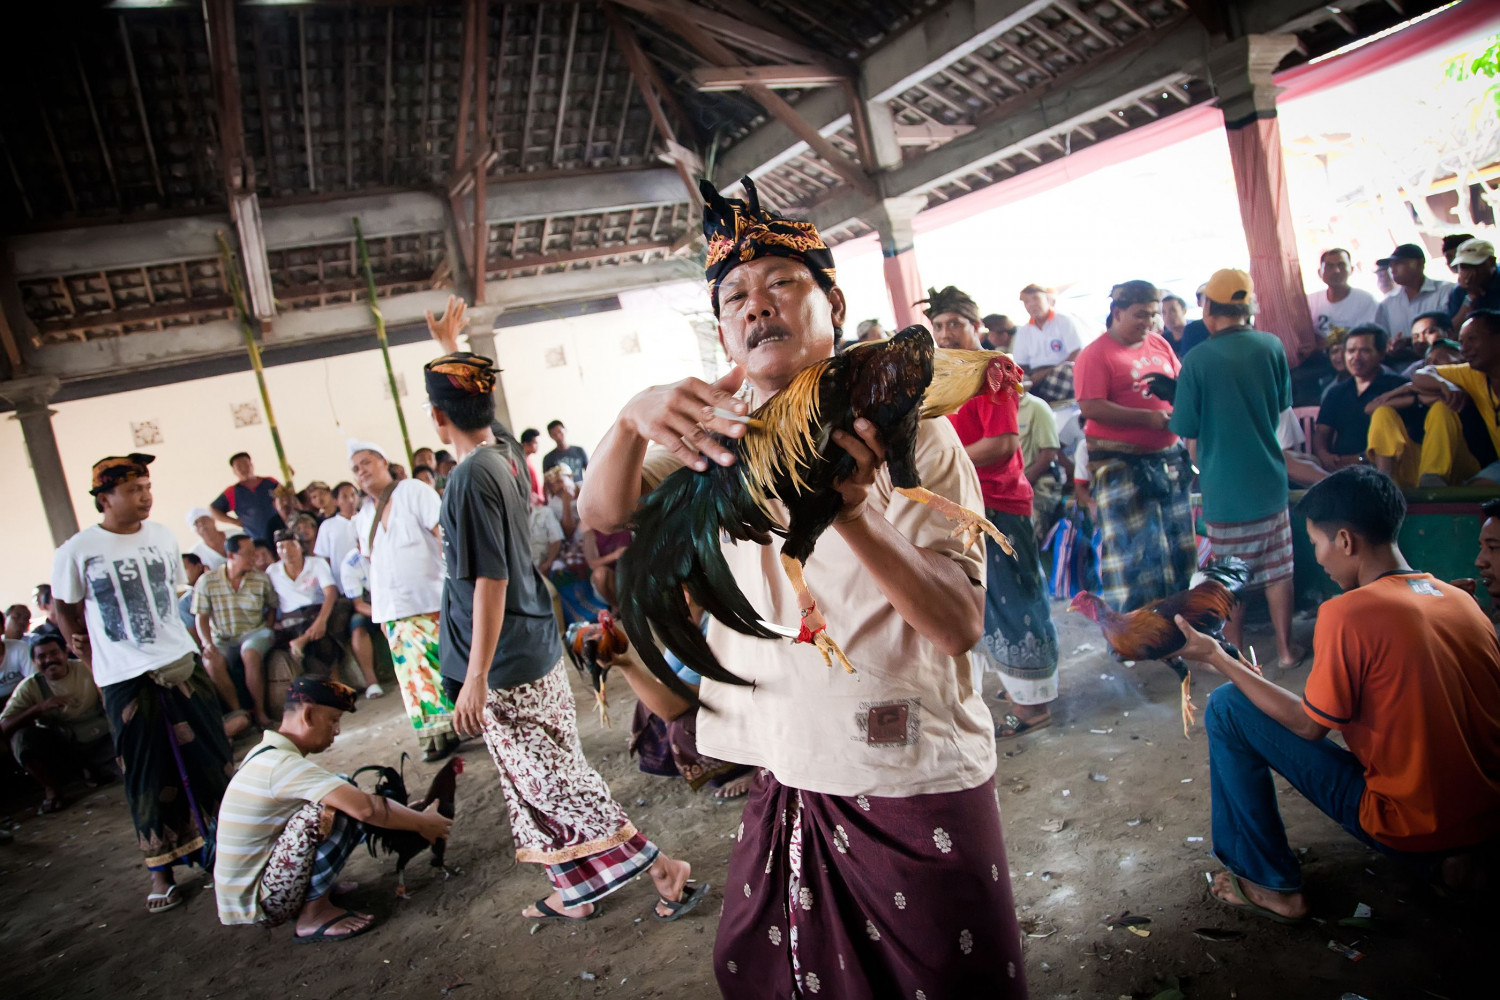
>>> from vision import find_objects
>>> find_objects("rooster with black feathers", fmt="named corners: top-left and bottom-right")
top-left (611, 177), bottom-right (1027, 705)
top-left (352, 754), bottom-right (463, 897)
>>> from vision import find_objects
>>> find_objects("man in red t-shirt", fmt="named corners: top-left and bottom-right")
top-left (1074, 280), bottom-right (1195, 612)
top-left (1176, 467), bottom-right (1500, 922)
top-left (921, 285), bottom-right (1060, 738)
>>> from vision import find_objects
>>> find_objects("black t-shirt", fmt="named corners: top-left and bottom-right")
top-left (542, 445), bottom-right (588, 482)
top-left (439, 442), bottom-right (561, 691)
top-left (1316, 372), bottom-right (1422, 454)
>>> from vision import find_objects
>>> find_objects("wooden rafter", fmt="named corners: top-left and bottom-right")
top-left (602, 3), bottom-right (698, 203)
top-left (691, 65), bottom-right (846, 92)
top-left (609, 0), bottom-right (842, 71)
top-left (552, 3), bottom-right (582, 167)
top-left (494, 239), bottom-right (674, 271)
top-left (1055, 1), bottom-right (1122, 48)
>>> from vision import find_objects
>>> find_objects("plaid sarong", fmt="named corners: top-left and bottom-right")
top-left (1091, 447), bottom-right (1197, 612)
top-left (1206, 509), bottom-right (1294, 589)
top-left (1030, 365), bottom-right (1075, 404)
top-left (257, 801), bottom-right (364, 927)
top-left (476, 662), bottom-right (658, 905)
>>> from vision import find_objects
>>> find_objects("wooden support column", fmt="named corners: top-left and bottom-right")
top-left (863, 197), bottom-right (927, 332)
top-left (1208, 34), bottom-right (1317, 365)
top-left (472, 0), bottom-right (490, 303)
top-left (0, 376), bottom-right (79, 546)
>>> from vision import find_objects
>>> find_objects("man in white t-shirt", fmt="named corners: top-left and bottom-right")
top-left (215, 676), bottom-right (451, 940)
top-left (312, 482), bottom-right (360, 571)
top-left (1013, 283), bottom-right (1088, 403)
top-left (52, 453), bottom-right (233, 915)
top-left (349, 439), bottom-right (457, 760)
top-left (187, 507), bottom-right (235, 570)
top-left (1306, 248), bottom-right (1379, 342)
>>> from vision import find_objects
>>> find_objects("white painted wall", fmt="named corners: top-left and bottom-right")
top-left (2, 284), bottom-right (716, 611)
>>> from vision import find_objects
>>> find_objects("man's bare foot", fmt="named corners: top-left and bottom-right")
top-left (522, 891), bottom-right (594, 921)
top-left (296, 894), bottom-right (374, 939)
top-left (712, 773), bottom-right (755, 801)
top-left (650, 855), bottom-right (691, 918)
top-left (1274, 645), bottom-right (1307, 672)
top-left (1210, 871), bottom-right (1309, 921)
top-left (254, 712), bottom-right (277, 730)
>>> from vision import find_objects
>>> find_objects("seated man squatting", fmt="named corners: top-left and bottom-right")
top-left (215, 676), bottom-right (451, 941)
top-left (1174, 466), bottom-right (1500, 922)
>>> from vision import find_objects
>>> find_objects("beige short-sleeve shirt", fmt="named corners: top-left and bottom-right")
top-left (642, 417), bottom-right (995, 798)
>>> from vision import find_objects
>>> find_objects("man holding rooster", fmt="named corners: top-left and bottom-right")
top-left (580, 178), bottom-right (1026, 998)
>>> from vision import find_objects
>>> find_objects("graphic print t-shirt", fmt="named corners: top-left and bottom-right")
top-left (51, 522), bottom-right (198, 687)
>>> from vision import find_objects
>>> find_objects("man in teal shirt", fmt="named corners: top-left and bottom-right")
top-left (1169, 270), bottom-right (1306, 671)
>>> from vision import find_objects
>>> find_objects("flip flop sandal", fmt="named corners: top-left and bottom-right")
top-left (147, 884), bottom-right (183, 915)
top-left (654, 882), bottom-right (711, 922)
top-left (528, 898), bottom-right (598, 923)
top-left (995, 713), bottom-right (1051, 740)
top-left (38, 796), bottom-right (64, 815)
top-left (295, 909), bottom-right (374, 943)
top-left (1214, 871), bottom-right (1309, 926)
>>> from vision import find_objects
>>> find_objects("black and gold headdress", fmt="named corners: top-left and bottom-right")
top-left (701, 176), bottom-right (836, 312)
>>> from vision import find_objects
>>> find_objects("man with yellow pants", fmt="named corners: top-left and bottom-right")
top-left (1369, 311), bottom-right (1500, 487)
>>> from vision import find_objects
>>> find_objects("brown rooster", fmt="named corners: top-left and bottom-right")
top-left (565, 610), bottom-right (627, 726)
top-left (617, 326), bottom-right (1024, 704)
top-left (1069, 558), bottom-right (1251, 737)
top-left (354, 754), bottom-right (464, 897)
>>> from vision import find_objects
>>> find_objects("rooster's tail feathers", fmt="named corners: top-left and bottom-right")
top-left (617, 462), bottom-right (781, 703)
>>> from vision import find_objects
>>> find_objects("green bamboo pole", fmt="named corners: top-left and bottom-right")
top-left (217, 230), bottom-right (294, 487)
top-left (352, 216), bottom-right (415, 468)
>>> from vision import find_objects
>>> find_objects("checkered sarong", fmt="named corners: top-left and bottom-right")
top-left (1091, 448), bottom-right (1197, 612)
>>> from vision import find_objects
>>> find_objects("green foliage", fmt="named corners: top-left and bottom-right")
top-left (1444, 32), bottom-right (1500, 117)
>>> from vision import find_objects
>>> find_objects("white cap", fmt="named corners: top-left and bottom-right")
top-left (185, 507), bottom-right (214, 528)
top-left (346, 438), bottom-right (387, 463)
top-left (1454, 238), bottom-right (1496, 267)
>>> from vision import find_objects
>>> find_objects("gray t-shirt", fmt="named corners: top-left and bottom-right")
top-left (439, 442), bottom-right (561, 690)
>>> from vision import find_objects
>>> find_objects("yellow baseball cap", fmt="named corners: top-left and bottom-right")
top-left (1203, 268), bottom-right (1253, 306)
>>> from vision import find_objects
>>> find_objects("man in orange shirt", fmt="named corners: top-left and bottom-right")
top-left (1176, 466), bottom-right (1500, 921)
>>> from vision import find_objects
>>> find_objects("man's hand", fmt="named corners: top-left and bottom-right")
top-left (1452, 577), bottom-right (1479, 596)
top-left (1173, 616), bottom-right (1262, 676)
top-left (452, 676), bottom-right (487, 739)
top-left (202, 644), bottom-right (226, 671)
top-left (425, 294), bottom-right (469, 354)
top-left (620, 367), bottom-right (752, 472)
top-left (68, 632), bottom-right (90, 662)
top-left (303, 618), bottom-right (327, 642)
top-left (829, 418), bottom-right (886, 518)
top-left (38, 694), bottom-right (69, 713)
top-left (1433, 379), bottom-right (1468, 413)
top-left (417, 800), bottom-right (453, 843)
top-left (1145, 409), bottom-right (1172, 431)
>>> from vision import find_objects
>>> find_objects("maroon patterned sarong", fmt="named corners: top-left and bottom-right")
top-left (715, 771), bottom-right (1026, 999)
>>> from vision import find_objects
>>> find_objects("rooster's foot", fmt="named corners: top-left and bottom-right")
top-left (812, 630), bottom-right (856, 674)
top-left (1180, 670), bottom-right (1196, 739)
top-left (395, 883), bottom-right (410, 900)
top-left (895, 487), bottom-right (1012, 556)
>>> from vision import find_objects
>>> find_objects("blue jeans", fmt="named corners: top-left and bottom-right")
top-left (1204, 684), bottom-right (1389, 892)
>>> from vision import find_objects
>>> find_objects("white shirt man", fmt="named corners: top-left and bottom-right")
top-left (312, 514), bottom-right (357, 572)
top-left (266, 556), bottom-right (338, 614)
top-left (351, 479), bottom-right (445, 624)
top-left (1013, 311), bottom-right (1087, 373)
top-left (1373, 244), bottom-right (1456, 340)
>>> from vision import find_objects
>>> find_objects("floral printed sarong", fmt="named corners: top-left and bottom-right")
top-left (382, 613), bottom-right (457, 755)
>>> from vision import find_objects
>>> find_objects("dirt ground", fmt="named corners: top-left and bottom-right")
top-left (0, 603), bottom-right (1484, 1000)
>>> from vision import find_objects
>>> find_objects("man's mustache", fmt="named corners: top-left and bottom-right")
top-left (746, 322), bottom-right (795, 350)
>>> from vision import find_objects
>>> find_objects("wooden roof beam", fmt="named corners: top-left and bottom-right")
top-left (691, 65), bottom-right (848, 92)
top-left (602, 3), bottom-right (699, 205)
top-left (608, 0), bottom-right (844, 71)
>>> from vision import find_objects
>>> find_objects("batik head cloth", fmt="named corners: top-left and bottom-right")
top-left (424, 352), bottom-right (496, 407)
top-left (284, 676), bottom-right (358, 714)
top-left (700, 176), bottom-right (836, 313)
top-left (916, 285), bottom-right (981, 327)
top-left (89, 453), bottom-right (154, 496)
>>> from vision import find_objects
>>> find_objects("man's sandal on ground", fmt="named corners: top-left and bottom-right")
top-left (995, 713), bottom-right (1051, 740)
top-left (528, 898), bottom-right (598, 923)
top-left (295, 910), bottom-right (374, 943)
top-left (654, 882), bottom-right (711, 922)
top-left (1212, 871), bottom-right (1309, 926)
top-left (146, 884), bottom-right (183, 915)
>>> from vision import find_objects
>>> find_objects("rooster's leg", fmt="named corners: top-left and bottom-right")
top-left (894, 487), bottom-right (1013, 557)
top-left (779, 554), bottom-right (855, 673)
top-left (596, 679), bottom-right (611, 728)
top-left (1180, 670), bottom-right (1196, 739)
top-left (395, 865), bottom-right (409, 899)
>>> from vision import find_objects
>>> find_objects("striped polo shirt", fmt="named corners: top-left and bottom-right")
top-left (214, 731), bottom-right (346, 925)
